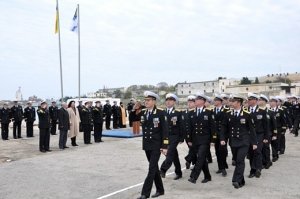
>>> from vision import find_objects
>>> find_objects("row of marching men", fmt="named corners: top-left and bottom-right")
top-left (136, 91), bottom-right (300, 199)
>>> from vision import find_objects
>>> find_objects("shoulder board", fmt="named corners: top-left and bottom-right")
top-left (259, 107), bottom-right (265, 110)
top-left (205, 108), bottom-right (213, 111)
top-left (278, 107), bottom-right (283, 110)
top-left (243, 110), bottom-right (250, 114)
top-left (282, 106), bottom-right (287, 108)
top-left (156, 108), bottom-right (163, 111)
top-left (141, 108), bottom-right (147, 111)
top-left (226, 110), bottom-right (232, 113)
top-left (174, 109), bottom-right (180, 112)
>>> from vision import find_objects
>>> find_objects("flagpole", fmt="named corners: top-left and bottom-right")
top-left (57, 0), bottom-right (64, 102)
top-left (77, 4), bottom-right (81, 100)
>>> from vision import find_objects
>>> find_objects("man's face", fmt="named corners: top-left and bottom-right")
top-left (28, 103), bottom-right (32, 107)
top-left (258, 99), bottom-right (266, 107)
top-left (187, 101), bottom-right (195, 109)
top-left (248, 98), bottom-right (257, 107)
top-left (96, 103), bottom-right (101, 107)
top-left (165, 99), bottom-right (175, 108)
top-left (144, 98), bottom-right (155, 109)
top-left (85, 103), bottom-right (90, 108)
top-left (214, 99), bottom-right (222, 107)
top-left (195, 98), bottom-right (205, 107)
top-left (231, 100), bottom-right (241, 109)
top-left (52, 103), bottom-right (56, 107)
top-left (270, 101), bottom-right (277, 107)
top-left (41, 104), bottom-right (47, 109)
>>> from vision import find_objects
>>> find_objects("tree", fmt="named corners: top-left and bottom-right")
top-left (254, 77), bottom-right (259, 84)
top-left (240, 77), bottom-right (252, 85)
top-left (124, 90), bottom-right (132, 99)
top-left (265, 80), bottom-right (272, 83)
top-left (113, 89), bottom-right (122, 98)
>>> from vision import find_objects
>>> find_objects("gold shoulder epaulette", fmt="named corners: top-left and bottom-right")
top-left (142, 108), bottom-right (147, 111)
top-left (156, 108), bottom-right (163, 111)
top-left (243, 110), bottom-right (250, 114)
top-left (278, 107), bottom-right (283, 111)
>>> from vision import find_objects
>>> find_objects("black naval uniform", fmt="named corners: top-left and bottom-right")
top-left (127, 102), bottom-right (134, 127)
top-left (80, 106), bottom-right (93, 144)
top-left (11, 105), bottom-right (24, 139)
top-left (103, 103), bottom-right (112, 130)
top-left (37, 107), bottom-right (51, 152)
top-left (112, 104), bottom-right (120, 129)
top-left (291, 102), bottom-right (300, 136)
top-left (24, 106), bottom-right (36, 137)
top-left (0, 107), bottom-right (11, 140)
top-left (213, 106), bottom-right (229, 174)
top-left (160, 108), bottom-right (184, 178)
top-left (247, 106), bottom-right (269, 177)
top-left (92, 106), bottom-right (104, 142)
top-left (49, 105), bottom-right (58, 135)
top-left (262, 108), bottom-right (277, 168)
top-left (220, 109), bottom-right (257, 187)
top-left (272, 106), bottom-right (287, 159)
top-left (182, 109), bottom-right (197, 167)
top-left (139, 107), bottom-right (169, 198)
top-left (187, 107), bottom-right (216, 183)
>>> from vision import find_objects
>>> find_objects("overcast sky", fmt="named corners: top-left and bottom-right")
top-left (0, 0), bottom-right (300, 100)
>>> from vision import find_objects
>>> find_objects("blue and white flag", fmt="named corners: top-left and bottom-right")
top-left (70, 8), bottom-right (78, 32)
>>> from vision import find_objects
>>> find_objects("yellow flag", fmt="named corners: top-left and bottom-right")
top-left (55, 3), bottom-right (59, 34)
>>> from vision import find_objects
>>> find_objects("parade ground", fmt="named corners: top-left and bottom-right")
top-left (0, 127), bottom-right (299, 199)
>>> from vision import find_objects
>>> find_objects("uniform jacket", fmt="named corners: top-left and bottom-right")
top-left (37, 108), bottom-right (50, 129)
top-left (24, 107), bottom-right (36, 122)
top-left (140, 106), bottom-right (169, 151)
top-left (92, 106), bottom-right (103, 124)
top-left (212, 106), bottom-right (230, 139)
top-left (220, 109), bottom-right (257, 147)
top-left (0, 108), bottom-right (11, 124)
top-left (246, 106), bottom-right (269, 140)
top-left (49, 106), bottom-right (58, 121)
top-left (165, 108), bottom-right (184, 143)
top-left (10, 105), bottom-right (23, 122)
top-left (187, 107), bottom-right (217, 145)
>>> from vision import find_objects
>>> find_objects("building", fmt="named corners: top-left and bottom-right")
top-left (175, 78), bottom-right (238, 96)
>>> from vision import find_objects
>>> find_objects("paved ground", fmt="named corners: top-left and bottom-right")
top-left (0, 126), bottom-right (299, 199)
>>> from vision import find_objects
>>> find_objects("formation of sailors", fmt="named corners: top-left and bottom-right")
top-left (136, 91), bottom-right (300, 199)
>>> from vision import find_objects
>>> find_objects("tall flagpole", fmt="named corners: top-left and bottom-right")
top-left (57, 0), bottom-right (64, 102)
top-left (77, 4), bottom-right (81, 100)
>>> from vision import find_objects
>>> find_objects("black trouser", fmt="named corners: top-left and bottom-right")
top-left (190, 144), bottom-right (211, 181)
top-left (71, 137), bottom-right (77, 146)
top-left (105, 115), bottom-right (111, 129)
top-left (262, 137), bottom-right (271, 166)
top-left (215, 139), bottom-right (228, 170)
top-left (39, 128), bottom-right (50, 151)
top-left (249, 133), bottom-right (264, 174)
top-left (207, 148), bottom-right (212, 162)
top-left (113, 116), bottom-right (119, 129)
top-left (1, 123), bottom-right (9, 140)
top-left (93, 122), bottom-right (103, 142)
top-left (51, 120), bottom-right (57, 135)
top-left (83, 124), bottom-right (91, 144)
top-left (141, 150), bottom-right (164, 197)
top-left (232, 145), bottom-right (248, 184)
top-left (185, 143), bottom-right (197, 165)
top-left (160, 138), bottom-right (182, 176)
top-left (26, 121), bottom-right (34, 137)
top-left (293, 116), bottom-right (300, 136)
top-left (13, 121), bottom-right (22, 138)
top-left (59, 130), bottom-right (68, 149)
top-left (277, 129), bottom-right (286, 153)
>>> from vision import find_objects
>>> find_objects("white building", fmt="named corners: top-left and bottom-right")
top-left (176, 78), bottom-right (238, 96)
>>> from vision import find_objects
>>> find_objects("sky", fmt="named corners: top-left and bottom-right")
top-left (0, 0), bottom-right (300, 100)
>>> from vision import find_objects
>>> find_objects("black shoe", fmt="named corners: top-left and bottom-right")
top-left (100, 140), bottom-right (104, 142)
top-left (46, 150), bottom-right (52, 152)
top-left (216, 170), bottom-right (222, 174)
top-left (272, 157), bottom-right (278, 162)
top-left (201, 178), bottom-right (211, 183)
top-left (207, 159), bottom-right (213, 163)
top-left (64, 146), bottom-right (69, 149)
top-left (232, 160), bottom-right (236, 166)
top-left (186, 161), bottom-right (191, 169)
top-left (18, 137), bottom-right (23, 139)
top-left (232, 182), bottom-right (240, 189)
top-left (74, 143), bottom-right (79, 146)
top-left (265, 162), bottom-right (272, 169)
top-left (40, 150), bottom-right (46, 153)
top-left (248, 173), bottom-right (255, 178)
top-left (279, 151), bottom-right (284, 155)
top-left (137, 195), bottom-right (148, 199)
top-left (188, 177), bottom-right (196, 184)
top-left (173, 175), bottom-right (182, 180)
top-left (225, 163), bottom-right (229, 169)
top-left (160, 170), bottom-right (166, 178)
top-left (222, 169), bottom-right (227, 177)
top-left (151, 192), bottom-right (164, 198)
top-left (13, 137), bottom-right (17, 139)
top-left (255, 170), bottom-right (261, 178)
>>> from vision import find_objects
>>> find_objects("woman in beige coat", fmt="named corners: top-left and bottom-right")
top-left (67, 101), bottom-right (81, 146)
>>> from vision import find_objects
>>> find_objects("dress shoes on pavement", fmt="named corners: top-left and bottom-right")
top-left (255, 170), bottom-right (261, 178)
top-left (160, 170), bottom-right (166, 178)
top-left (248, 173), bottom-right (255, 178)
top-left (188, 177), bottom-right (196, 184)
top-left (137, 195), bottom-right (148, 199)
top-left (151, 192), bottom-right (164, 198)
top-left (173, 175), bottom-right (182, 180)
top-left (222, 169), bottom-right (227, 177)
top-left (201, 178), bottom-right (211, 183)
top-left (64, 146), bottom-right (69, 149)
top-left (186, 161), bottom-right (191, 169)
top-left (216, 170), bottom-right (222, 174)
top-left (232, 182), bottom-right (240, 189)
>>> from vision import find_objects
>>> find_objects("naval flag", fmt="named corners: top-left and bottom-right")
top-left (71, 8), bottom-right (78, 32)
